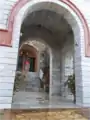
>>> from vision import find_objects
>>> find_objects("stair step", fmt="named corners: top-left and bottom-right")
top-left (18, 72), bottom-right (40, 92)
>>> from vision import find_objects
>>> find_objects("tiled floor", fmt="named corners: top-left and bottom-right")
top-left (12, 91), bottom-right (78, 109)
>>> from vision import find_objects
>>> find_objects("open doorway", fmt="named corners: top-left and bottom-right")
top-left (13, 39), bottom-right (51, 106)
top-left (17, 44), bottom-right (37, 72)
top-left (11, 1), bottom-right (80, 109)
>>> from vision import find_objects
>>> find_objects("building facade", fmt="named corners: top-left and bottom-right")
top-left (0, 0), bottom-right (90, 109)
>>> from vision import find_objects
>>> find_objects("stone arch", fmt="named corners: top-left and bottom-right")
top-left (0, 0), bottom-right (89, 56)
top-left (19, 38), bottom-right (52, 72)
top-left (11, 0), bottom-right (84, 105)
top-left (19, 43), bottom-right (38, 72)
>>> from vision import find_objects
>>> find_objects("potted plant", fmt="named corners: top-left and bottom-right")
top-left (64, 74), bottom-right (76, 103)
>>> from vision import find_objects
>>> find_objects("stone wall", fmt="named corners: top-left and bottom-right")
top-left (51, 34), bottom-right (74, 98)
top-left (51, 49), bottom-right (61, 96)
top-left (60, 35), bottom-right (74, 99)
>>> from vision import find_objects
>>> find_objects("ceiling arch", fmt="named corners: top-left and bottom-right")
top-left (0, 0), bottom-right (89, 56)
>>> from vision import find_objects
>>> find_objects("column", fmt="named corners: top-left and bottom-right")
top-left (51, 50), bottom-right (61, 96)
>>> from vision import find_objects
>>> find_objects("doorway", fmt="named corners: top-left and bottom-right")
top-left (28, 57), bottom-right (35, 72)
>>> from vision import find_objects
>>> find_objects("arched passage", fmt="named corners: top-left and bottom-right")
top-left (18, 44), bottom-right (38, 72)
top-left (0, 0), bottom-right (90, 56)
top-left (11, 0), bottom-right (82, 106)
top-left (0, 0), bottom-right (90, 109)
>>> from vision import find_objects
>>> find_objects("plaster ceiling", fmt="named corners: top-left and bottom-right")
top-left (21, 10), bottom-right (73, 49)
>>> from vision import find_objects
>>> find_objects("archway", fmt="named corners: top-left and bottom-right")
top-left (17, 44), bottom-right (37, 72)
top-left (1, 0), bottom-right (89, 109)
top-left (13, 38), bottom-right (51, 106)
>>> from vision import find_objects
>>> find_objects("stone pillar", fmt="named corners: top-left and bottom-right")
top-left (37, 51), bottom-right (40, 72)
top-left (60, 53), bottom-right (65, 97)
top-left (49, 49), bottom-right (53, 98)
top-left (74, 33), bottom-right (85, 106)
top-left (51, 50), bottom-right (61, 96)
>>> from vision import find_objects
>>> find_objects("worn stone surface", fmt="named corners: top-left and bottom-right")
top-left (15, 109), bottom-right (88, 120)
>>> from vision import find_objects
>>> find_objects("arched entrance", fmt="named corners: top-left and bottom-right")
top-left (17, 44), bottom-right (38, 72)
top-left (0, 0), bottom-right (90, 109)
top-left (11, 0), bottom-right (82, 108)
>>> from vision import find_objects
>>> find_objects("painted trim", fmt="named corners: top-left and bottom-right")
top-left (0, 0), bottom-right (90, 56)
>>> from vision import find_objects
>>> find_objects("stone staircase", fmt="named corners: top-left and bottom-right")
top-left (19, 72), bottom-right (40, 92)
top-left (12, 72), bottom-right (49, 108)
top-left (12, 91), bottom-right (49, 109)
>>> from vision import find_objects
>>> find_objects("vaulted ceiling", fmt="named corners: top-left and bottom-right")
top-left (20, 10), bottom-right (73, 49)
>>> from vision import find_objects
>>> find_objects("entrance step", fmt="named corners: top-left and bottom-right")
top-left (19, 72), bottom-right (40, 92)
top-left (12, 91), bottom-right (79, 109)
top-left (12, 91), bottom-right (49, 108)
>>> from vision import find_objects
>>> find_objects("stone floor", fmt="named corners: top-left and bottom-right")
top-left (12, 91), bottom-right (78, 109)
top-left (15, 109), bottom-right (88, 120)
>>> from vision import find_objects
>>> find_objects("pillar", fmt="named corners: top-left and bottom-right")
top-left (51, 49), bottom-right (61, 96)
